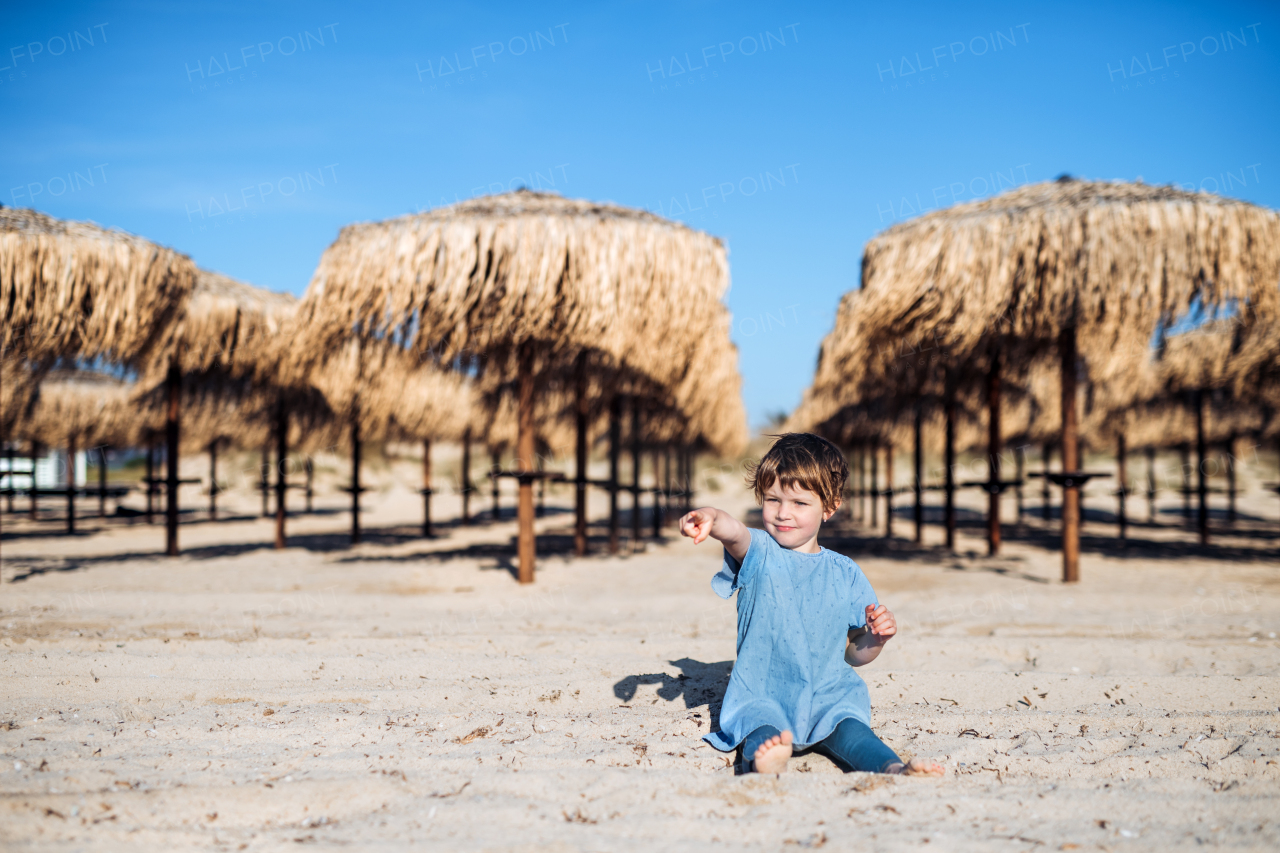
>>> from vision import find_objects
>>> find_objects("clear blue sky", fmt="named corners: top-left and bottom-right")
top-left (4, 1), bottom-right (1278, 429)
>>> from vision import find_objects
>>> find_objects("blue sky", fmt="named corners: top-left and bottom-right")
top-left (4, 1), bottom-right (1278, 429)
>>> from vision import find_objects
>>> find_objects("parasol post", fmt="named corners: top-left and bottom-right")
top-left (1117, 433), bottom-right (1127, 542)
top-left (350, 412), bottom-right (361, 545)
top-left (630, 396), bottom-right (642, 550)
top-left (31, 441), bottom-right (42, 520)
top-left (208, 442), bottom-right (217, 520)
top-left (490, 447), bottom-right (500, 520)
top-left (1179, 443), bottom-right (1191, 524)
top-left (165, 360), bottom-right (181, 557)
top-left (275, 396), bottom-right (287, 550)
top-left (1146, 447), bottom-right (1157, 523)
top-left (1225, 433), bottom-right (1236, 525)
top-left (914, 407), bottom-right (923, 544)
top-left (652, 448), bottom-right (663, 538)
top-left (884, 439), bottom-right (894, 539)
top-left (1060, 326), bottom-right (1080, 583)
top-left (144, 440), bottom-right (152, 524)
top-left (98, 445), bottom-right (108, 518)
top-left (608, 395), bottom-right (620, 555)
top-left (5, 443), bottom-right (13, 513)
top-left (664, 447), bottom-right (673, 528)
top-left (305, 456), bottom-right (313, 513)
top-left (687, 448), bottom-right (696, 511)
top-left (1195, 389), bottom-right (1208, 545)
top-left (987, 346), bottom-right (1001, 556)
top-left (944, 396), bottom-right (955, 551)
top-left (424, 439), bottom-right (435, 534)
top-left (516, 341), bottom-right (536, 583)
top-left (1015, 444), bottom-right (1025, 524)
top-left (869, 438), bottom-right (879, 529)
top-left (260, 443), bottom-right (270, 518)
top-left (857, 444), bottom-right (866, 524)
top-left (461, 427), bottom-right (472, 525)
top-left (66, 433), bottom-right (76, 535)
top-left (1042, 443), bottom-right (1051, 520)
top-left (574, 353), bottom-right (587, 555)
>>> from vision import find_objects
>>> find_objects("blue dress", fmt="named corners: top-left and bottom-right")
top-left (703, 528), bottom-right (879, 751)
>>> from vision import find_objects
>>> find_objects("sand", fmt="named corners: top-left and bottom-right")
top-left (1, 448), bottom-right (1278, 851)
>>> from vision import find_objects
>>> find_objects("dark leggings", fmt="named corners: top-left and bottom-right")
top-left (743, 718), bottom-right (901, 773)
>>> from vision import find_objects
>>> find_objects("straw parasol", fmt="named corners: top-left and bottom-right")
top-left (1, 207), bottom-right (196, 445)
top-left (312, 340), bottom-right (473, 539)
top-left (9, 369), bottom-right (137, 531)
top-left (295, 189), bottom-right (743, 581)
top-left (797, 178), bottom-right (1280, 579)
top-left (133, 268), bottom-right (309, 549)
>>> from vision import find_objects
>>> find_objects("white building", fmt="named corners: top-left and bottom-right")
top-left (1, 447), bottom-right (87, 489)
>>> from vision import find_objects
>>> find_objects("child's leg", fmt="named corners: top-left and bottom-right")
top-left (816, 718), bottom-right (945, 775)
top-left (742, 725), bottom-right (792, 773)
top-left (813, 718), bottom-right (902, 773)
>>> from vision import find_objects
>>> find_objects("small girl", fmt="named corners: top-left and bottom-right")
top-left (680, 433), bottom-right (945, 775)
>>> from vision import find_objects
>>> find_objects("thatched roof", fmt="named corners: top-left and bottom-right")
top-left (1, 207), bottom-right (196, 367)
top-left (311, 341), bottom-right (473, 446)
top-left (294, 189), bottom-right (748, 456)
top-left (142, 267), bottom-right (298, 381)
top-left (792, 179), bottom-right (1280, 448)
top-left (13, 369), bottom-right (138, 447)
top-left (296, 190), bottom-right (731, 392)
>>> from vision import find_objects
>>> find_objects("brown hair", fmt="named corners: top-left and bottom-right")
top-left (747, 433), bottom-right (848, 512)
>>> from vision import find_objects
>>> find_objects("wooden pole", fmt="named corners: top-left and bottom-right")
top-left (516, 342), bottom-right (536, 583)
top-left (66, 434), bottom-right (76, 535)
top-left (275, 397), bottom-right (287, 550)
top-left (1179, 443), bottom-right (1192, 523)
top-left (944, 398), bottom-right (955, 551)
top-left (1117, 433), bottom-right (1127, 542)
top-left (208, 442), bottom-right (218, 520)
top-left (1225, 434), bottom-right (1237, 525)
top-left (304, 456), bottom-right (313, 513)
top-left (5, 443), bottom-right (13, 514)
top-left (664, 448), bottom-right (673, 528)
top-left (869, 438), bottom-right (879, 529)
top-left (1042, 443), bottom-right (1052, 520)
top-left (350, 414), bottom-right (361, 545)
top-left (987, 348), bottom-right (1002, 556)
top-left (98, 445), bottom-right (108, 518)
top-left (260, 443), bottom-right (270, 518)
top-left (165, 361), bottom-right (180, 557)
top-left (574, 353), bottom-right (588, 556)
top-left (1146, 447), bottom-right (1157, 523)
top-left (1015, 445), bottom-right (1025, 523)
top-left (490, 447), bottom-right (500, 521)
top-left (884, 439), bottom-right (894, 539)
top-left (1060, 326), bottom-right (1080, 583)
top-left (686, 448), bottom-right (696, 511)
top-left (630, 396), bottom-right (642, 550)
top-left (858, 444), bottom-right (867, 524)
top-left (651, 448), bottom-right (662, 538)
top-left (914, 409), bottom-right (923, 544)
top-left (461, 427), bottom-right (472, 525)
top-left (422, 439), bottom-right (432, 538)
top-left (1195, 390), bottom-right (1208, 545)
top-left (144, 441), bottom-right (153, 524)
top-left (608, 395), bottom-right (620, 555)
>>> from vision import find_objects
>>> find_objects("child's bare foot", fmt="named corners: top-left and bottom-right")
top-left (752, 731), bottom-right (793, 773)
top-left (887, 758), bottom-right (946, 777)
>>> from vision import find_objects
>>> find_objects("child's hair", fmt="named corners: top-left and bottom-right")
top-left (747, 433), bottom-right (849, 512)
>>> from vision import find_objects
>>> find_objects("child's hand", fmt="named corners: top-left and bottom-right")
top-left (865, 604), bottom-right (897, 644)
top-left (680, 509), bottom-right (715, 544)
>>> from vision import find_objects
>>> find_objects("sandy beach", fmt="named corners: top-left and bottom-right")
top-left (2, 449), bottom-right (1278, 851)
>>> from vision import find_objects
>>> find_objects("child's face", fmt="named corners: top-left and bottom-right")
top-left (761, 481), bottom-right (837, 551)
